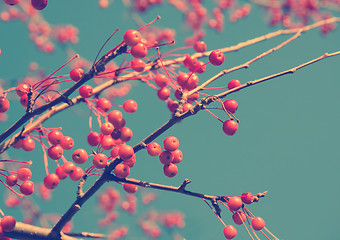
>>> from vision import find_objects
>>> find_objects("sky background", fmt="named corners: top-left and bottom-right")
top-left (0, 1), bottom-right (340, 239)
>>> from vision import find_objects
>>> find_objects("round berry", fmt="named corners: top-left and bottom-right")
top-left (63, 161), bottom-right (75, 174)
top-left (69, 167), bottom-right (84, 181)
top-left (223, 100), bottom-right (238, 114)
top-left (251, 217), bottom-right (265, 231)
top-left (0, 216), bottom-right (16, 232)
top-left (20, 181), bottom-right (34, 195)
top-left (17, 168), bottom-right (32, 181)
top-left (0, 97), bottom-right (10, 113)
top-left (22, 138), bottom-right (35, 151)
top-left (154, 74), bottom-right (169, 88)
top-left (6, 174), bottom-right (18, 187)
top-left (163, 136), bottom-right (179, 151)
top-left (31, 0), bottom-right (48, 10)
top-left (48, 130), bottom-right (64, 145)
top-left (87, 132), bottom-right (100, 146)
top-left (48, 145), bottom-right (63, 160)
top-left (55, 166), bottom-right (68, 180)
top-left (123, 99), bottom-right (137, 113)
top-left (3, 0), bottom-right (20, 5)
top-left (120, 127), bottom-right (133, 142)
top-left (157, 87), bottom-right (171, 101)
top-left (193, 41), bottom-right (207, 53)
top-left (241, 192), bottom-right (253, 204)
top-left (92, 153), bottom-right (108, 169)
top-left (72, 148), bottom-right (88, 164)
top-left (159, 151), bottom-right (174, 165)
top-left (70, 68), bottom-right (84, 81)
top-left (60, 136), bottom-right (74, 150)
top-left (131, 43), bottom-right (148, 58)
top-left (20, 94), bottom-right (28, 107)
top-left (118, 145), bottom-right (134, 160)
top-left (222, 120), bottom-right (238, 136)
top-left (123, 154), bottom-right (136, 168)
top-left (171, 149), bottom-right (183, 164)
top-left (43, 173), bottom-right (59, 189)
top-left (177, 73), bottom-right (189, 87)
top-left (131, 58), bottom-right (145, 72)
top-left (108, 110), bottom-right (123, 126)
top-left (123, 183), bottom-right (138, 194)
top-left (101, 122), bottom-right (114, 135)
top-left (100, 135), bottom-right (115, 150)
top-left (123, 29), bottom-right (142, 47)
top-left (16, 83), bottom-right (30, 97)
top-left (228, 80), bottom-right (241, 90)
top-left (79, 85), bottom-right (93, 98)
top-left (232, 212), bottom-right (247, 225)
top-left (228, 196), bottom-right (243, 211)
top-left (185, 74), bottom-right (199, 90)
top-left (223, 225), bottom-right (237, 239)
top-left (183, 55), bottom-right (197, 69)
top-left (110, 146), bottom-right (120, 158)
top-left (209, 50), bottom-right (225, 66)
top-left (146, 142), bottom-right (161, 156)
top-left (163, 163), bottom-right (178, 178)
top-left (114, 163), bottom-right (130, 178)
top-left (96, 98), bottom-right (111, 112)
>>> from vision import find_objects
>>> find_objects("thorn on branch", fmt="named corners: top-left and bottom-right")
top-left (178, 179), bottom-right (191, 191)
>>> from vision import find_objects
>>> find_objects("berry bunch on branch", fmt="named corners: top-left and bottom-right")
top-left (0, 1), bottom-right (339, 240)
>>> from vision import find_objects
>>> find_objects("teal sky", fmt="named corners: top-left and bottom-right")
top-left (0, 1), bottom-right (340, 240)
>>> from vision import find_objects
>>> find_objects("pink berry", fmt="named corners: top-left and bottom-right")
top-left (123, 183), bottom-right (138, 194)
top-left (159, 151), bottom-right (174, 164)
top-left (47, 145), bottom-right (63, 160)
top-left (20, 181), bottom-right (34, 195)
top-left (60, 136), bottom-right (74, 150)
top-left (92, 153), bottom-right (108, 169)
top-left (16, 83), bottom-right (30, 97)
top-left (87, 132), bottom-right (100, 146)
top-left (55, 166), bottom-right (68, 180)
top-left (118, 145), bottom-right (134, 160)
top-left (131, 58), bottom-right (145, 72)
top-left (79, 85), bottom-right (93, 98)
top-left (163, 163), bottom-right (178, 178)
top-left (223, 225), bottom-right (237, 239)
top-left (110, 146), bottom-right (120, 158)
top-left (228, 196), bottom-right (243, 211)
top-left (123, 154), bottom-right (136, 168)
top-left (108, 110), bottom-right (123, 126)
top-left (182, 103), bottom-right (192, 113)
top-left (194, 61), bottom-right (206, 74)
top-left (154, 74), bottom-right (169, 88)
top-left (193, 41), bottom-right (207, 53)
top-left (120, 127), bottom-right (133, 142)
top-left (0, 97), bottom-right (10, 113)
top-left (3, 0), bottom-right (20, 5)
top-left (20, 94), bottom-right (28, 107)
top-left (241, 192), bottom-right (253, 204)
top-left (114, 163), bottom-right (130, 178)
top-left (222, 120), bottom-right (238, 136)
top-left (177, 73), bottom-right (189, 87)
top-left (223, 100), bottom-right (238, 114)
top-left (69, 68), bottom-right (84, 81)
top-left (43, 173), bottom-right (59, 189)
top-left (22, 138), bottom-right (35, 151)
top-left (123, 30), bottom-right (141, 47)
top-left (17, 168), bottom-right (32, 181)
top-left (185, 74), bottom-right (199, 90)
top-left (1, 216), bottom-right (16, 232)
top-left (72, 148), bottom-right (88, 164)
top-left (209, 50), bottom-right (225, 66)
top-left (63, 161), bottom-right (75, 174)
top-left (69, 167), bottom-right (84, 181)
top-left (100, 135), bottom-right (115, 150)
top-left (163, 136), bottom-right (179, 151)
top-left (96, 98), bottom-right (111, 112)
top-left (157, 87), bottom-right (171, 101)
top-left (31, 0), bottom-right (48, 10)
top-left (131, 43), bottom-right (148, 58)
top-left (48, 130), bottom-right (64, 145)
top-left (228, 79), bottom-right (241, 90)
top-left (123, 100), bottom-right (137, 113)
top-left (171, 149), bottom-right (183, 164)
top-left (232, 211), bottom-right (247, 225)
top-left (101, 122), bottom-right (114, 135)
top-left (183, 55), bottom-right (197, 69)
top-left (251, 217), bottom-right (265, 231)
top-left (6, 174), bottom-right (18, 187)
top-left (146, 142), bottom-right (161, 156)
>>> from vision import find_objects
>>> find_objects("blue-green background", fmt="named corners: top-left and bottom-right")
top-left (0, 1), bottom-right (340, 239)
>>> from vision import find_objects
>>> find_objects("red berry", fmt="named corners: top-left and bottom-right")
top-left (131, 58), bottom-right (145, 72)
top-left (0, 216), bottom-right (16, 232)
top-left (123, 183), bottom-right (138, 194)
top-left (159, 151), bottom-right (174, 164)
top-left (241, 192), bottom-right (253, 204)
top-left (60, 136), bottom-right (74, 150)
top-left (123, 154), bottom-right (136, 168)
top-left (177, 73), bottom-right (189, 87)
top-left (3, 0), bottom-right (20, 5)
top-left (22, 138), bottom-right (35, 151)
top-left (114, 163), bottom-right (130, 178)
top-left (20, 94), bottom-right (28, 107)
top-left (171, 149), bottom-right (183, 164)
top-left (232, 212), bottom-right (247, 225)
top-left (63, 161), bottom-right (75, 174)
top-left (228, 79), bottom-right (241, 90)
top-left (72, 148), bottom-right (88, 164)
top-left (101, 122), bottom-right (114, 135)
top-left (100, 135), bottom-right (115, 150)
top-left (209, 50), bottom-right (225, 66)
top-left (120, 127), bottom-right (133, 142)
top-left (222, 120), bottom-right (238, 136)
top-left (87, 132), bottom-right (100, 146)
top-left (183, 55), bottom-right (197, 69)
top-left (188, 92), bottom-right (199, 103)
top-left (17, 168), bottom-right (32, 181)
top-left (182, 103), bottom-right (192, 113)
top-left (123, 100), bottom-right (137, 113)
top-left (163, 136), bottom-right (179, 151)
top-left (69, 167), bottom-right (84, 181)
top-left (193, 41), bottom-right (207, 53)
top-left (157, 87), bottom-right (171, 101)
top-left (251, 217), bottom-right (265, 231)
top-left (96, 98), bottom-right (111, 112)
top-left (118, 145), bottom-right (134, 160)
top-left (163, 163), bottom-right (178, 178)
top-left (92, 153), bottom-right (108, 169)
top-left (43, 173), bottom-right (59, 189)
top-left (70, 68), bottom-right (84, 81)
top-left (6, 174), bottom-right (18, 187)
top-left (167, 100), bottom-right (179, 113)
top-left (48, 145), bottom-right (63, 160)
top-left (55, 166), bottom-right (68, 180)
top-left (146, 142), bottom-right (161, 156)
top-left (48, 130), bottom-right (64, 145)
top-left (228, 196), bottom-right (243, 211)
top-left (123, 30), bottom-right (141, 47)
top-left (223, 225), bottom-right (237, 239)
top-left (154, 74), bottom-right (169, 88)
top-left (20, 181), bottom-right (34, 195)
top-left (110, 147), bottom-right (120, 158)
top-left (108, 110), bottom-right (123, 126)
top-left (16, 83), bottom-right (30, 97)
top-left (131, 43), bottom-right (148, 58)
top-left (79, 85), bottom-right (93, 98)
top-left (185, 74), bottom-right (199, 90)
top-left (223, 100), bottom-right (238, 114)
top-left (194, 61), bottom-right (206, 73)
top-left (31, 0), bottom-right (48, 10)
top-left (0, 97), bottom-right (10, 113)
